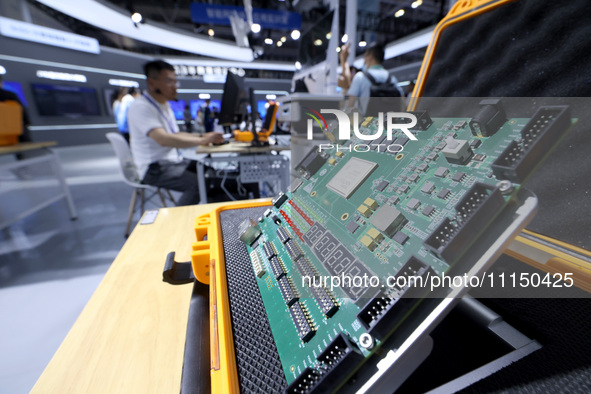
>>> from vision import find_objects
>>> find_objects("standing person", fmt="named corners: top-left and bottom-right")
top-left (197, 99), bottom-right (214, 133)
top-left (183, 104), bottom-right (193, 133)
top-left (347, 42), bottom-right (403, 114)
top-left (116, 87), bottom-right (140, 143)
top-left (127, 60), bottom-right (224, 206)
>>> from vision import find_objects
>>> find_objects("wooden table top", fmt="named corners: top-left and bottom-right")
top-left (0, 141), bottom-right (57, 155)
top-left (195, 141), bottom-right (290, 155)
top-left (31, 200), bottom-right (255, 394)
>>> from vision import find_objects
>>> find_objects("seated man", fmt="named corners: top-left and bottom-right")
top-left (128, 60), bottom-right (224, 206)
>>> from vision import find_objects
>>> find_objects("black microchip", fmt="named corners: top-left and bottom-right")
top-left (269, 256), bottom-right (286, 279)
top-left (376, 180), bottom-right (389, 192)
top-left (294, 258), bottom-right (316, 279)
top-left (434, 166), bottom-right (449, 178)
top-left (272, 193), bottom-right (288, 208)
top-left (263, 242), bottom-right (276, 259)
top-left (310, 286), bottom-right (338, 317)
top-left (394, 136), bottom-right (409, 147)
top-left (393, 231), bottom-right (409, 245)
top-left (422, 206), bottom-right (436, 216)
top-left (437, 188), bottom-right (451, 199)
top-left (289, 302), bottom-right (315, 342)
top-left (346, 220), bottom-right (359, 233)
top-left (297, 149), bottom-right (326, 177)
top-left (407, 198), bottom-right (420, 210)
top-left (278, 277), bottom-right (299, 306)
top-left (452, 172), bottom-right (466, 182)
top-left (285, 240), bottom-right (303, 261)
top-left (421, 181), bottom-right (434, 194)
top-left (277, 227), bottom-right (290, 243)
top-left (417, 163), bottom-right (429, 172)
top-left (470, 139), bottom-right (482, 149)
top-left (436, 142), bottom-right (447, 151)
top-left (473, 153), bottom-right (486, 161)
top-left (454, 120), bottom-right (467, 130)
top-left (371, 135), bottom-right (387, 150)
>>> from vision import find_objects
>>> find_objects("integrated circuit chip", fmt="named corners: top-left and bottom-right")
top-left (434, 167), bottom-right (449, 178)
top-left (452, 172), bottom-right (466, 182)
top-left (346, 220), bottom-right (360, 233)
top-left (376, 180), bottom-right (389, 192)
top-left (326, 157), bottom-right (378, 199)
top-left (437, 188), bottom-right (451, 199)
top-left (407, 198), bottom-right (421, 210)
top-left (370, 205), bottom-right (408, 238)
top-left (392, 231), bottom-right (409, 245)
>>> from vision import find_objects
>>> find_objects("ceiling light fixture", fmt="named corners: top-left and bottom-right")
top-left (251, 23), bottom-right (261, 33)
top-left (0, 65), bottom-right (6, 74)
top-left (295, 61), bottom-right (302, 70)
top-left (131, 12), bottom-right (142, 24)
top-left (291, 30), bottom-right (301, 40)
top-left (341, 34), bottom-right (348, 43)
top-left (411, 0), bottom-right (423, 8)
top-left (280, 36), bottom-right (286, 42)
top-left (264, 37), bottom-right (273, 45)
top-left (208, 28), bottom-right (214, 37)
top-left (314, 39), bottom-right (322, 46)
top-left (359, 33), bottom-right (367, 47)
top-left (199, 93), bottom-right (211, 99)
top-left (277, 41), bottom-right (283, 47)
top-left (395, 9), bottom-right (405, 17)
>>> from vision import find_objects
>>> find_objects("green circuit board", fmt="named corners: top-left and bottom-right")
top-left (239, 103), bottom-right (572, 393)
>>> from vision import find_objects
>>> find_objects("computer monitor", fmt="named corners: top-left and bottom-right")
top-left (218, 72), bottom-right (249, 126)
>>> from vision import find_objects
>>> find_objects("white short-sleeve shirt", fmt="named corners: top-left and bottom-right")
top-left (348, 65), bottom-right (403, 114)
top-left (128, 93), bottom-right (182, 178)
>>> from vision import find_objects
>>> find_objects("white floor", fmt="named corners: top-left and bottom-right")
top-left (0, 144), bottom-right (136, 393)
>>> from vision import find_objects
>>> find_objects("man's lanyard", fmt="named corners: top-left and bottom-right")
top-left (143, 93), bottom-right (177, 134)
top-left (143, 93), bottom-right (183, 160)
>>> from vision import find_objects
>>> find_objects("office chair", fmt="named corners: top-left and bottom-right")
top-left (106, 132), bottom-right (176, 237)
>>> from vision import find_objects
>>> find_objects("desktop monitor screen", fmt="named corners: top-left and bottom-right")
top-left (219, 72), bottom-right (249, 125)
top-left (2, 81), bottom-right (28, 107)
top-left (31, 83), bottom-right (101, 117)
top-left (168, 99), bottom-right (187, 120)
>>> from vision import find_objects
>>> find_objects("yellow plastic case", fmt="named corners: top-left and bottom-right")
top-left (191, 200), bottom-right (271, 394)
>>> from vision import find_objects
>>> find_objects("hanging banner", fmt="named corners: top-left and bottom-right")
top-left (190, 3), bottom-right (301, 30)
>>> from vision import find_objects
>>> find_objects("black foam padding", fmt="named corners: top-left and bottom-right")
top-left (219, 207), bottom-right (287, 393)
top-left (421, 0), bottom-right (591, 250)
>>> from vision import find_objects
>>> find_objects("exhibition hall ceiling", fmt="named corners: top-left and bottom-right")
top-left (24, 0), bottom-right (446, 64)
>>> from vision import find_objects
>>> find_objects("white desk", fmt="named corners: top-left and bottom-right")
top-left (183, 141), bottom-right (291, 203)
top-left (0, 142), bottom-right (77, 229)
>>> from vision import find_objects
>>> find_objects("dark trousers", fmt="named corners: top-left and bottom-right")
top-left (142, 159), bottom-right (199, 206)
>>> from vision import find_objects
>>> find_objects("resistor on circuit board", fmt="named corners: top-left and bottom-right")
top-left (288, 200), bottom-right (314, 226)
top-left (280, 209), bottom-right (304, 241)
